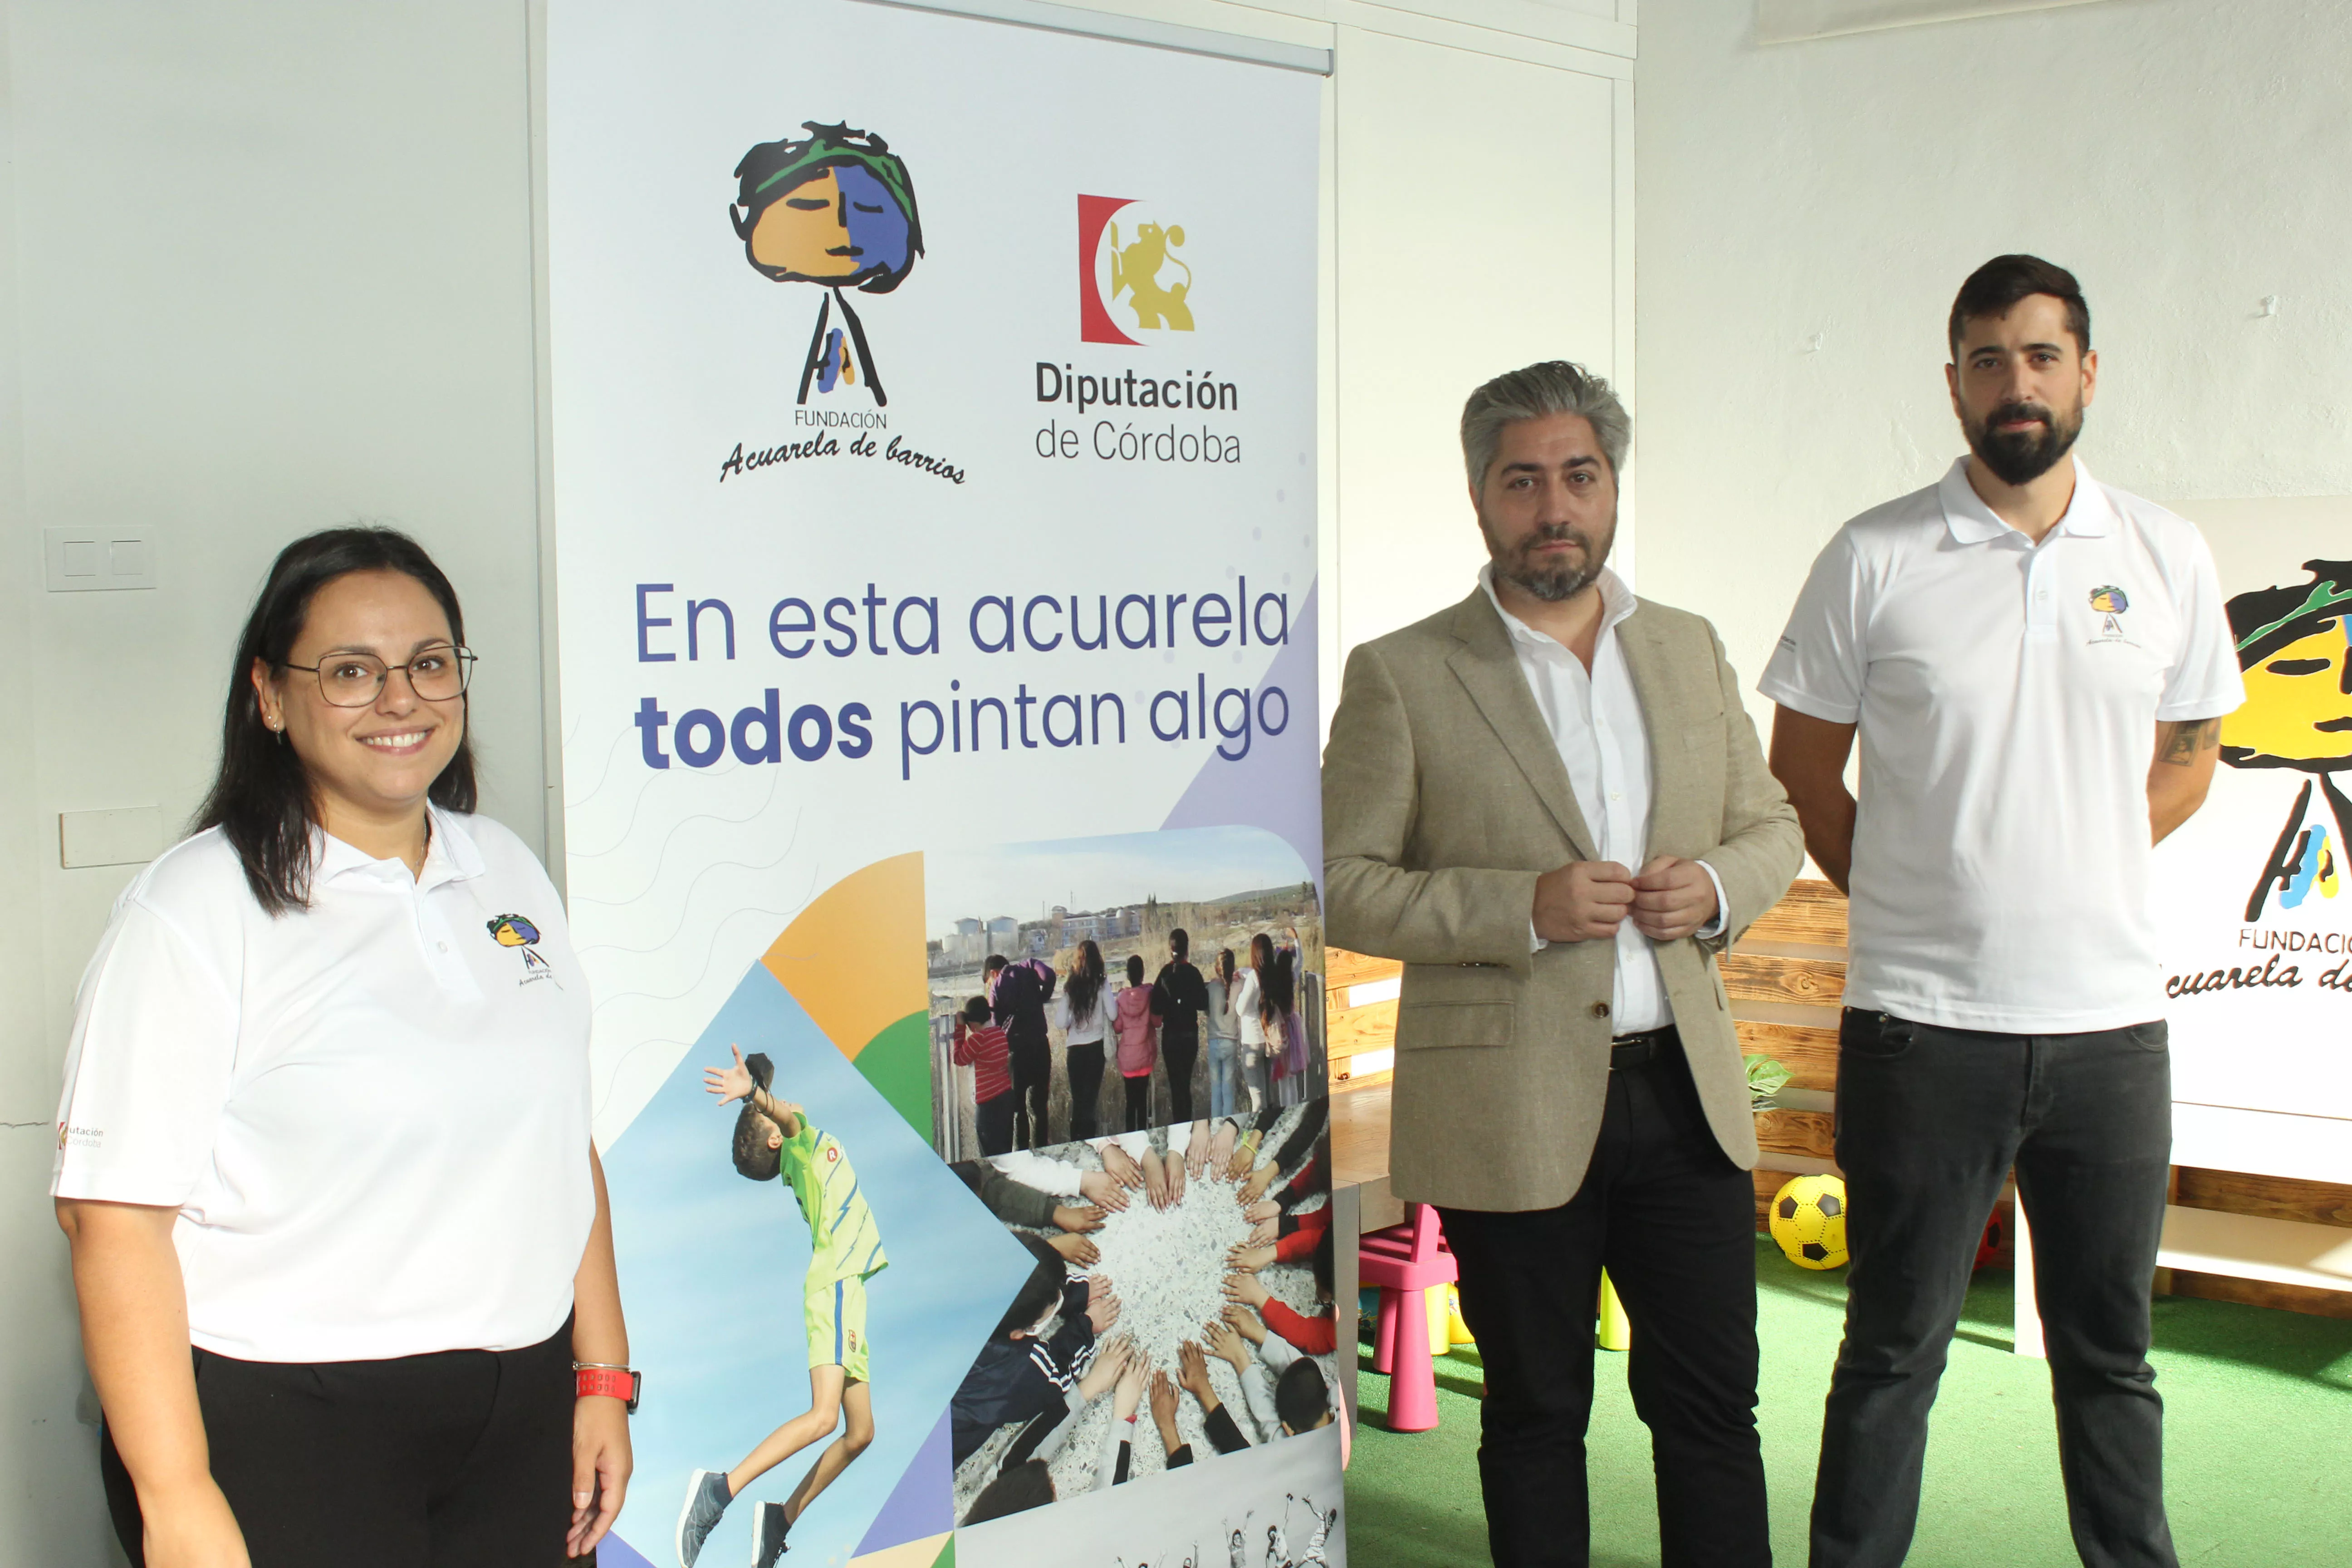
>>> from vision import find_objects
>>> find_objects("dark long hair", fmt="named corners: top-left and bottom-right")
top-left (195, 527), bottom-right (477, 915)
top-left (962, 1458), bottom-right (1053, 1524)
top-left (1254, 935), bottom-right (1294, 1031)
top-left (1065, 939), bottom-right (1105, 1017)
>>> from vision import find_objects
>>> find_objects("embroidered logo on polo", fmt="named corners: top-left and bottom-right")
top-left (2088, 584), bottom-right (2133, 644)
top-left (486, 913), bottom-right (556, 985)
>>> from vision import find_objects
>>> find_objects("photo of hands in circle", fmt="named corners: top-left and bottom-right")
top-left (949, 1102), bottom-right (1338, 1534)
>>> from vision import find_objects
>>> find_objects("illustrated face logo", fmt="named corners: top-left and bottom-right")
top-left (2084, 583), bottom-right (2134, 642)
top-left (2221, 559), bottom-right (2352, 919)
top-left (2223, 561), bottom-right (2352, 774)
top-left (1078, 196), bottom-right (1196, 345)
top-left (487, 914), bottom-right (541, 947)
top-left (731, 122), bottom-right (924, 406)
top-left (486, 913), bottom-right (555, 981)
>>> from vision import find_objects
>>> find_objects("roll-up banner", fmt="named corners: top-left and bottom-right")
top-left (2154, 503), bottom-right (2352, 1127)
top-left (548, 4), bottom-right (1338, 1565)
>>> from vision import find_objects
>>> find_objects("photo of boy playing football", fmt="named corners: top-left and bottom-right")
top-left (676, 1047), bottom-right (886, 1568)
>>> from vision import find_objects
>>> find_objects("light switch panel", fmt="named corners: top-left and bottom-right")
top-left (45, 526), bottom-right (159, 591)
top-left (60, 807), bottom-right (164, 868)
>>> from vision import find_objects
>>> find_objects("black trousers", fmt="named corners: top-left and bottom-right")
top-left (1067, 1043), bottom-right (1107, 1141)
top-left (1163, 1029), bottom-right (1199, 1122)
top-left (1009, 1030), bottom-right (1051, 1149)
top-left (1811, 1010), bottom-right (2177, 1568)
top-left (1440, 1029), bottom-right (1768, 1568)
top-left (1123, 1073), bottom-right (1152, 1132)
top-left (976, 1088), bottom-right (1014, 1156)
top-left (103, 1318), bottom-right (576, 1567)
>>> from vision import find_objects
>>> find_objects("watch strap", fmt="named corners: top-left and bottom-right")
top-left (574, 1364), bottom-right (641, 1413)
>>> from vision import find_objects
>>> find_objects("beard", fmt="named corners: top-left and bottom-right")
top-left (1484, 513), bottom-right (1616, 603)
top-left (1964, 397), bottom-right (2084, 487)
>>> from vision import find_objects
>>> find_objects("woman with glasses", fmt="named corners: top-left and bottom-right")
top-left (51, 528), bottom-right (632, 1566)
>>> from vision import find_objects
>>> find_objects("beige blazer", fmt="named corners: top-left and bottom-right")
top-left (1323, 587), bottom-right (1803, 1212)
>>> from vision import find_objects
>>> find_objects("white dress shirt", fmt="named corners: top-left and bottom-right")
top-left (1481, 565), bottom-right (1727, 1034)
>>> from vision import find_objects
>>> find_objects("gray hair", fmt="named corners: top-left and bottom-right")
top-left (1460, 361), bottom-right (1631, 490)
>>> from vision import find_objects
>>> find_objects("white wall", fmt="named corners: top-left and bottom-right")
top-left (0, 5), bottom-right (545, 1559)
top-left (1332, 23), bottom-right (1632, 671)
top-left (1633, 0), bottom-right (2352, 701)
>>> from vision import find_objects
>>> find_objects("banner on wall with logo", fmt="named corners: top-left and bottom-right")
top-left (548, 4), bottom-right (1336, 1566)
top-left (2155, 502), bottom-right (2352, 1127)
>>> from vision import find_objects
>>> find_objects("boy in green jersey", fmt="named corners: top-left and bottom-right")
top-left (677, 1046), bottom-right (887, 1568)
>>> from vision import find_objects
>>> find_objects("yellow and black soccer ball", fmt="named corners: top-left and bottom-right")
top-left (1769, 1174), bottom-right (1848, 1269)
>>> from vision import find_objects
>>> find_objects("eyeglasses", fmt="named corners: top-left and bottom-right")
top-left (281, 644), bottom-right (477, 707)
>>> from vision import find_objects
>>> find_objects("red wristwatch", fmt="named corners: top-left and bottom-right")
top-left (574, 1362), bottom-right (641, 1413)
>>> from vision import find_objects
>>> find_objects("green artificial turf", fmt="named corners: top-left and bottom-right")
top-left (1347, 1240), bottom-right (2352, 1568)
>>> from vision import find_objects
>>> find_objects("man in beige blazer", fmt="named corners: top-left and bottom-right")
top-left (1324, 361), bottom-right (1802, 1568)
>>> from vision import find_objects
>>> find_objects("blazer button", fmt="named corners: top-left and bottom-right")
top-left (1589, 1001), bottom-right (1611, 1019)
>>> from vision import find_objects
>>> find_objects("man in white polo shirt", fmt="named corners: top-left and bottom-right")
top-left (1763, 255), bottom-right (2243, 1568)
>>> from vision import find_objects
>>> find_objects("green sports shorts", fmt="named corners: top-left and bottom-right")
top-left (804, 1273), bottom-right (871, 1382)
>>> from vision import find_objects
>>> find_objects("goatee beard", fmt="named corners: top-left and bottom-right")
top-left (1494, 521), bottom-right (1610, 603)
top-left (1966, 398), bottom-right (2083, 487)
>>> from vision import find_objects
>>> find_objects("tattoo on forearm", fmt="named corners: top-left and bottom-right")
top-left (2157, 718), bottom-right (2221, 766)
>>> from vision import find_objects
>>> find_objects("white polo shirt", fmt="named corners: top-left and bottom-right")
top-left (1760, 456), bottom-right (2243, 1033)
top-left (51, 808), bottom-right (594, 1362)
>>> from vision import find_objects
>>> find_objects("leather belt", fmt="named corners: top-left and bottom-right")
top-left (1609, 1026), bottom-right (1677, 1070)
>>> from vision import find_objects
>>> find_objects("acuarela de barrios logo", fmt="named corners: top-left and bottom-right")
top-left (730, 122), bottom-right (923, 407)
top-left (2224, 559), bottom-right (2352, 920)
top-left (2161, 555), bottom-right (2352, 1011)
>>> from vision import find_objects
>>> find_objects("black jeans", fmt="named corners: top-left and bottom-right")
top-left (103, 1318), bottom-right (575, 1566)
top-left (1440, 1029), bottom-right (1768, 1568)
top-left (1067, 1043), bottom-right (1106, 1141)
top-left (1163, 1028), bottom-right (1199, 1122)
top-left (1123, 1073), bottom-right (1152, 1132)
top-left (976, 1088), bottom-right (1014, 1156)
top-left (1811, 1010), bottom-right (2177, 1568)
top-left (1009, 1030), bottom-right (1051, 1149)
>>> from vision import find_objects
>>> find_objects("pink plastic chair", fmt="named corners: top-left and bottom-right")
top-left (1359, 1203), bottom-right (1458, 1432)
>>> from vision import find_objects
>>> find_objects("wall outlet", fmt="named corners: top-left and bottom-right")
top-left (45, 526), bottom-right (158, 591)
top-left (60, 807), bottom-right (163, 868)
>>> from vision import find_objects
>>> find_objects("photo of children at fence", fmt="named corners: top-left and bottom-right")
top-left (924, 828), bottom-right (1328, 1158)
top-left (931, 929), bottom-right (1326, 1156)
top-left (674, 1048), bottom-right (886, 1568)
top-left (942, 1107), bottom-right (1339, 1526)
